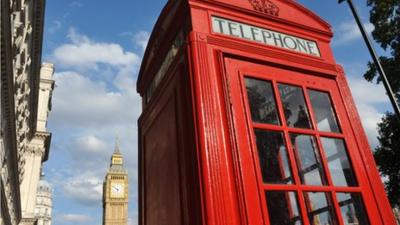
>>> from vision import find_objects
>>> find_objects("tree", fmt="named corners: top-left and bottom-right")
top-left (374, 114), bottom-right (400, 207)
top-left (364, 0), bottom-right (400, 207)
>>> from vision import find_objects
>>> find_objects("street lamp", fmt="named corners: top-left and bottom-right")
top-left (339, 0), bottom-right (400, 119)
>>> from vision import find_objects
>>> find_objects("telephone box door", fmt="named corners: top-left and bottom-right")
top-left (224, 57), bottom-right (385, 225)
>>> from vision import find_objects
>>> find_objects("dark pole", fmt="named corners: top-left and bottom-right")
top-left (339, 0), bottom-right (400, 119)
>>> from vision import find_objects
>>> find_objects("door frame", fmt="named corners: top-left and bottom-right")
top-left (221, 55), bottom-right (385, 225)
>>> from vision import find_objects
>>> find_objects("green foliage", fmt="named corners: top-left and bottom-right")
top-left (367, 0), bottom-right (400, 59)
top-left (364, 56), bottom-right (400, 99)
top-left (365, 0), bottom-right (400, 207)
top-left (374, 113), bottom-right (400, 207)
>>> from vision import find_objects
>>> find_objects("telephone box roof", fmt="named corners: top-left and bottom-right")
top-left (137, 0), bottom-right (333, 92)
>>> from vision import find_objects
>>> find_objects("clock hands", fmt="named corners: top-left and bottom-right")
top-left (112, 184), bottom-right (123, 194)
top-left (112, 186), bottom-right (119, 191)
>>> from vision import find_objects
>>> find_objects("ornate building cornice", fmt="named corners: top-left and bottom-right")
top-left (8, 0), bottom-right (46, 184)
top-left (19, 217), bottom-right (38, 225)
top-left (1, 0), bottom-right (23, 224)
top-left (28, 0), bottom-right (46, 136)
top-left (27, 131), bottom-right (51, 161)
top-left (2, 1), bottom-right (49, 224)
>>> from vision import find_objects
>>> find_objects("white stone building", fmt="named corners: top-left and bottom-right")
top-left (19, 64), bottom-right (54, 225)
top-left (34, 173), bottom-right (52, 225)
top-left (1, 0), bottom-right (54, 225)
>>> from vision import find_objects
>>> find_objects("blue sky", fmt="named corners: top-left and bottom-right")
top-left (41, 1), bottom-right (392, 225)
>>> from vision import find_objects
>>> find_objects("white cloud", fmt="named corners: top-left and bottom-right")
top-left (333, 20), bottom-right (374, 45)
top-left (128, 214), bottom-right (139, 225)
top-left (346, 75), bottom-right (387, 148)
top-left (56, 213), bottom-right (92, 222)
top-left (62, 171), bottom-right (104, 206)
top-left (348, 76), bottom-right (387, 105)
top-left (69, 135), bottom-right (109, 158)
top-left (49, 71), bottom-right (140, 128)
top-left (70, 1), bottom-right (83, 7)
top-left (52, 28), bottom-right (140, 69)
top-left (47, 20), bottom-right (62, 34)
top-left (134, 31), bottom-right (150, 52)
top-left (119, 30), bottom-right (150, 53)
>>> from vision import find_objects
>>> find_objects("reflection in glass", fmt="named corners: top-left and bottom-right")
top-left (336, 193), bottom-right (370, 225)
top-left (278, 84), bottom-right (312, 129)
top-left (305, 192), bottom-right (338, 225)
top-left (321, 138), bottom-right (357, 187)
top-left (245, 78), bottom-right (280, 125)
top-left (255, 130), bottom-right (293, 184)
top-left (266, 191), bottom-right (303, 225)
top-left (308, 90), bottom-right (340, 133)
top-left (290, 134), bottom-right (327, 186)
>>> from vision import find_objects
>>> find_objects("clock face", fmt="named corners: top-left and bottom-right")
top-left (110, 183), bottom-right (124, 198)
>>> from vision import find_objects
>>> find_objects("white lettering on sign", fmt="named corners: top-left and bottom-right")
top-left (212, 16), bottom-right (321, 57)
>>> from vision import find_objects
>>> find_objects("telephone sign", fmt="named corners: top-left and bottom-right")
top-left (212, 16), bottom-right (321, 57)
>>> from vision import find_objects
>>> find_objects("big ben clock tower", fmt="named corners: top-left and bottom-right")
top-left (103, 139), bottom-right (128, 225)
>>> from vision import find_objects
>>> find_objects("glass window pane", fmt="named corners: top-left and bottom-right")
top-left (308, 90), bottom-right (340, 133)
top-left (336, 193), bottom-right (370, 225)
top-left (278, 84), bottom-right (312, 129)
top-left (255, 130), bottom-right (293, 184)
top-left (321, 138), bottom-right (357, 187)
top-left (305, 192), bottom-right (338, 225)
top-left (245, 78), bottom-right (280, 125)
top-left (290, 134), bottom-right (327, 186)
top-left (266, 191), bottom-right (303, 225)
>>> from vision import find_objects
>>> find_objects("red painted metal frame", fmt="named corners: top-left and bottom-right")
top-left (226, 59), bottom-right (381, 225)
top-left (137, 0), bottom-right (396, 224)
top-left (185, 1), bottom-right (395, 223)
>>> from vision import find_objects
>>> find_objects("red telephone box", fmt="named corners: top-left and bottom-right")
top-left (137, 1), bottom-right (397, 225)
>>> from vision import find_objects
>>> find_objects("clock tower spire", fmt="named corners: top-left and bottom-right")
top-left (102, 137), bottom-right (129, 225)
